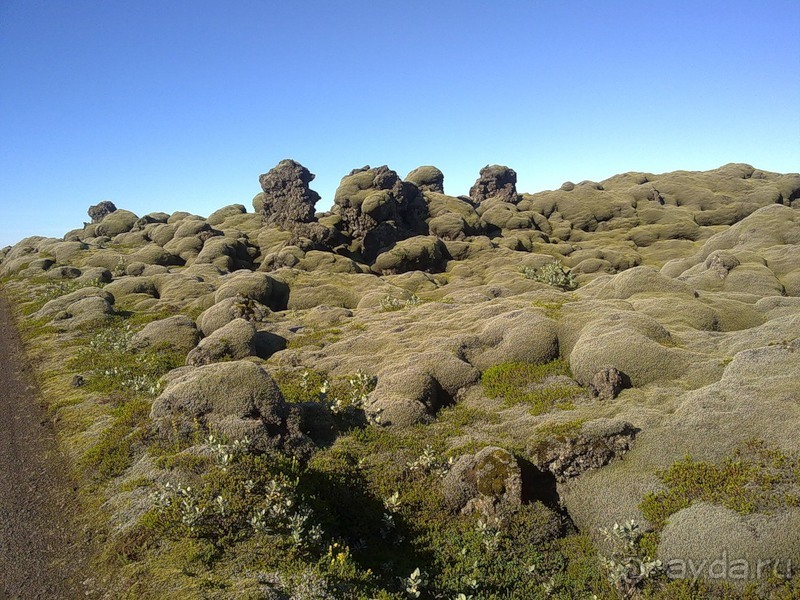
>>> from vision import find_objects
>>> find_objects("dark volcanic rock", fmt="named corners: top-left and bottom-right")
top-left (332, 165), bottom-right (429, 262)
top-left (530, 419), bottom-right (637, 481)
top-left (87, 201), bottom-right (117, 223)
top-left (258, 160), bottom-right (321, 229)
top-left (469, 165), bottom-right (518, 204)
top-left (588, 366), bottom-right (626, 400)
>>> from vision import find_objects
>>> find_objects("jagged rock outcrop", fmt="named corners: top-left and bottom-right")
top-left (257, 160), bottom-right (320, 228)
top-left (332, 165), bottom-right (429, 262)
top-left (87, 200), bottom-right (117, 223)
top-left (529, 419), bottom-right (637, 481)
top-left (469, 165), bottom-right (518, 204)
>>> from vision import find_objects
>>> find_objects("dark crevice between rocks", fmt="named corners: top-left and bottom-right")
top-left (518, 456), bottom-right (573, 525)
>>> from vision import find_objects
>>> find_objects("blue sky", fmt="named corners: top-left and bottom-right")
top-left (1, 0), bottom-right (798, 248)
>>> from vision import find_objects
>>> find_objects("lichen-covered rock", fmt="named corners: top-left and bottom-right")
top-left (442, 447), bottom-right (523, 519)
top-left (150, 360), bottom-right (305, 454)
top-left (469, 165), bottom-right (518, 204)
top-left (258, 159), bottom-right (320, 229)
top-left (186, 318), bottom-right (258, 366)
top-left (128, 315), bottom-right (201, 354)
top-left (87, 200), bottom-right (117, 223)
top-left (405, 165), bottom-right (444, 193)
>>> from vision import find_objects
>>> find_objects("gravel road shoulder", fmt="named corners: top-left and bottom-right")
top-left (0, 290), bottom-right (88, 599)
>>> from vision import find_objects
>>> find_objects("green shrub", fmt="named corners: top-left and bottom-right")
top-left (519, 260), bottom-right (577, 291)
top-left (379, 294), bottom-right (425, 312)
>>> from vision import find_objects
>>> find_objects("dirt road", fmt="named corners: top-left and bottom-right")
top-left (0, 291), bottom-right (87, 599)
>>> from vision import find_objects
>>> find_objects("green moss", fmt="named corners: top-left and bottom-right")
top-left (81, 398), bottom-right (151, 481)
top-left (640, 438), bottom-right (800, 531)
top-left (481, 359), bottom-right (582, 414)
top-left (475, 449), bottom-right (514, 496)
top-left (273, 368), bottom-right (329, 403)
top-left (287, 327), bottom-right (343, 349)
top-left (530, 294), bottom-right (577, 318)
top-left (436, 403), bottom-right (501, 433)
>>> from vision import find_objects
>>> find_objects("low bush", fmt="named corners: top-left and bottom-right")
top-left (519, 261), bottom-right (577, 291)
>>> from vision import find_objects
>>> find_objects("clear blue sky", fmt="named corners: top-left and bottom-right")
top-left (1, 1), bottom-right (799, 248)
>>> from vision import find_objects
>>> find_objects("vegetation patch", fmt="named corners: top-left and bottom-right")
top-left (274, 368), bottom-right (376, 418)
top-left (481, 359), bottom-right (583, 414)
top-left (81, 398), bottom-right (151, 482)
top-left (640, 438), bottom-right (800, 531)
top-left (22, 277), bottom-right (107, 315)
top-left (379, 294), bottom-right (425, 312)
top-left (287, 327), bottom-right (343, 349)
top-left (67, 319), bottom-right (185, 398)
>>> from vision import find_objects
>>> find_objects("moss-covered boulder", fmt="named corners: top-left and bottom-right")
top-left (442, 447), bottom-right (523, 519)
top-left (128, 315), bottom-right (201, 354)
top-left (332, 165), bottom-right (429, 261)
top-left (461, 310), bottom-right (560, 371)
top-left (405, 165), bottom-right (444, 193)
top-left (95, 209), bottom-right (139, 237)
top-left (207, 204), bottom-right (246, 226)
top-left (568, 311), bottom-right (687, 387)
top-left (32, 287), bottom-right (115, 330)
top-left (196, 296), bottom-right (270, 336)
top-left (186, 318), bottom-right (258, 366)
top-left (214, 271), bottom-right (275, 306)
top-left (150, 360), bottom-right (304, 453)
top-left (372, 236), bottom-right (448, 275)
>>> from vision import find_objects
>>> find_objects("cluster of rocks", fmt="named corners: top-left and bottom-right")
top-left (251, 160), bottom-right (523, 269)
